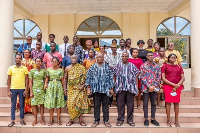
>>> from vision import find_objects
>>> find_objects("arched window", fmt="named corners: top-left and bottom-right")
top-left (14, 19), bottom-right (41, 51)
top-left (76, 16), bottom-right (122, 48)
top-left (157, 16), bottom-right (191, 68)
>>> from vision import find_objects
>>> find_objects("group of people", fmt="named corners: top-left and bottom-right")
top-left (7, 32), bottom-right (185, 128)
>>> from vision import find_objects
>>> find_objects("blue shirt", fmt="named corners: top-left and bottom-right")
top-left (85, 62), bottom-right (114, 96)
top-left (17, 43), bottom-right (32, 53)
top-left (62, 55), bottom-right (81, 68)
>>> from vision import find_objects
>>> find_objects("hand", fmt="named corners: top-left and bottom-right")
top-left (30, 91), bottom-right (33, 98)
top-left (109, 88), bottom-right (114, 95)
top-left (87, 89), bottom-right (92, 96)
top-left (44, 84), bottom-right (48, 90)
top-left (8, 91), bottom-right (12, 98)
top-left (148, 86), bottom-right (155, 92)
top-left (64, 91), bottom-right (67, 96)
top-left (172, 87), bottom-right (176, 92)
top-left (79, 85), bottom-right (84, 91)
top-left (23, 90), bottom-right (27, 97)
top-left (174, 84), bottom-right (180, 89)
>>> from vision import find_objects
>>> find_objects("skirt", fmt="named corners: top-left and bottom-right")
top-left (164, 84), bottom-right (182, 103)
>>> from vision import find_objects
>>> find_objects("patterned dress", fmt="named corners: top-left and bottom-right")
top-left (17, 58), bottom-right (35, 113)
top-left (82, 58), bottom-right (96, 70)
top-left (29, 69), bottom-right (46, 105)
top-left (67, 64), bottom-right (90, 120)
top-left (44, 68), bottom-right (65, 109)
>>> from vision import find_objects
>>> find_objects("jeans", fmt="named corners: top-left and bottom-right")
top-left (10, 89), bottom-right (25, 120)
top-left (93, 92), bottom-right (109, 122)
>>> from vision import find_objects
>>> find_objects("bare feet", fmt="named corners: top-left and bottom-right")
top-left (40, 120), bottom-right (46, 125)
top-left (32, 120), bottom-right (37, 126)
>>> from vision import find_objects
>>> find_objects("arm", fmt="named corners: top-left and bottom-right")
top-left (178, 74), bottom-right (185, 86)
top-left (153, 66), bottom-right (161, 88)
top-left (7, 75), bottom-right (12, 98)
top-left (29, 78), bottom-right (33, 97)
top-left (24, 74), bottom-right (29, 96)
top-left (140, 65), bottom-right (150, 89)
top-left (64, 67), bottom-right (69, 95)
top-left (43, 62), bottom-right (47, 70)
top-left (161, 73), bottom-right (176, 86)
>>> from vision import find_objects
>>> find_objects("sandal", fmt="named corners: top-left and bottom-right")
top-left (157, 105), bottom-right (161, 109)
top-left (48, 121), bottom-right (53, 126)
top-left (32, 120), bottom-right (37, 126)
top-left (66, 121), bottom-right (74, 126)
top-left (40, 120), bottom-right (46, 125)
top-left (20, 120), bottom-right (26, 125)
top-left (174, 123), bottom-right (180, 127)
top-left (57, 120), bottom-right (62, 126)
top-left (128, 122), bottom-right (135, 127)
top-left (116, 121), bottom-right (123, 126)
top-left (167, 122), bottom-right (172, 127)
top-left (137, 105), bottom-right (142, 109)
top-left (78, 121), bottom-right (86, 126)
top-left (8, 121), bottom-right (15, 127)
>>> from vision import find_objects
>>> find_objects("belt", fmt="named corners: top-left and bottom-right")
top-left (49, 79), bottom-right (61, 81)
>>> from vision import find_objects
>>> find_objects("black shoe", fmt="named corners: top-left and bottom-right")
top-left (144, 119), bottom-right (149, 126)
top-left (151, 119), bottom-right (160, 126)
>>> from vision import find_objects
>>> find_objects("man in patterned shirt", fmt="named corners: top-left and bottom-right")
top-left (31, 41), bottom-right (46, 61)
top-left (113, 52), bottom-right (139, 126)
top-left (86, 53), bottom-right (114, 127)
top-left (68, 36), bottom-right (84, 63)
top-left (17, 36), bottom-right (33, 57)
top-left (140, 51), bottom-right (161, 126)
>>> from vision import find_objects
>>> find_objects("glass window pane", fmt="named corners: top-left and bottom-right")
top-left (25, 20), bottom-right (36, 35)
top-left (179, 24), bottom-right (191, 36)
top-left (100, 38), bottom-right (120, 46)
top-left (14, 29), bottom-right (22, 37)
top-left (176, 17), bottom-right (189, 34)
top-left (14, 19), bottom-right (23, 35)
top-left (157, 24), bottom-right (172, 36)
top-left (26, 26), bottom-right (41, 37)
top-left (101, 23), bottom-right (122, 35)
top-left (76, 31), bottom-right (96, 35)
top-left (85, 16), bottom-right (98, 31)
top-left (163, 17), bottom-right (175, 33)
top-left (100, 16), bottom-right (113, 29)
top-left (168, 38), bottom-right (188, 67)
top-left (13, 39), bottom-right (24, 51)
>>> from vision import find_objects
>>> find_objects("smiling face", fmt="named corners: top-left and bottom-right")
top-left (120, 39), bottom-right (125, 48)
top-left (96, 53), bottom-right (104, 63)
top-left (167, 42), bottom-right (174, 51)
top-left (147, 39), bottom-right (153, 47)
top-left (52, 58), bottom-right (59, 67)
top-left (71, 55), bottom-right (78, 64)
top-left (24, 49), bottom-right (31, 58)
top-left (168, 54), bottom-right (177, 64)
top-left (35, 58), bottom-right (42, 67)
top-left (146, 52), bottom-right (154, 62)
top-left (50, 43), bottom-right (56, 52)
top-left (15, 55), bottom-right (22, 65)
top-left (126, 40), bottom-right (131, 47)
top-left (154, 43), bottom-right (160, 51)
top-left (88, 50), bottom-right (95, 58)
top-left (63, 36), bottom-right (69, 43)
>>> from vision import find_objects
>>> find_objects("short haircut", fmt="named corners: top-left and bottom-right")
top-left (49, 34), bottom-right (55, 38)
top-left (148, 39), bottom-right (153, 42)
top-left (15, 54), bottom-right (22, 58)
top-left (153, 42), bottom-right (160, 46)
top-left (112, 39), bottom-right (117, 43)
top-left (137, 40), bottom-right (145, 45)
top-left (126, 38), bottom-right (131, 43)
top-left (130, 48), bottom-right (138, 56)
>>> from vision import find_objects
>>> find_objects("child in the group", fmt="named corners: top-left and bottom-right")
top-left (129, 48), bottom-right (143, 109)
top-left (154, 47), bottom-right (167, 108)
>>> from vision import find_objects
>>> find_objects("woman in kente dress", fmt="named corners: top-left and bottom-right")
top-left (29, 57), bottom-right (46, 126)
top-left (65, 55), bottom-right (90, 126)
top-left (44, 57), bottom-right (65, 126)
top-left (83, 49), bottom-right (96, 70)
top-left (17, 49), bottom-right (35, 113)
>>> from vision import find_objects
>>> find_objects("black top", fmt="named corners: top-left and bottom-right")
top-left (138, 49), bottom-right (149, 63)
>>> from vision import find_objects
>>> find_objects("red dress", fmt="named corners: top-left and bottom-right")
top-left (161, 64), bottom-right (184, 103)
top-left (128, 58), bottom-right (143, 89)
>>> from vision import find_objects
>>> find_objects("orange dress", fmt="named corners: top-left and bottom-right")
top-left (83, 58), bottom-right (96, 70)
top-left (17, 58), bottom-right (35, 113)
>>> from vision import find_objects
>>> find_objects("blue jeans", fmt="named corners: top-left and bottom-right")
top-left (10, 89), bottom-right (25, 120)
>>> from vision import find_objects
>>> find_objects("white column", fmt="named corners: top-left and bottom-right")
top-left (0, 0), bottom-right (14, 87)
top-left (191, 0), bottom-right (200, 96)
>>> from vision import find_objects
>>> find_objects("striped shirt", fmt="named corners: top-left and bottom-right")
top-left (85, 62), bottom-right (114, 96)
top-left (113, 62), bottom-right (139, 94)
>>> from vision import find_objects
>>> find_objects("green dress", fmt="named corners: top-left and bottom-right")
top-left (44, 68), bottom-right (65, 109)
top-left (29, 69), bottom-right (46, 106)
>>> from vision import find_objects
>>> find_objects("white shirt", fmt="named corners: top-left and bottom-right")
top-left (104, 53), bottom-right (122, 68)
top-left (59, 43), bottom-right (71, 57)
top-left (31, 41), bottom-right (46, 50)
top-left (106, 48), bottom-right (112, 54)
top-left (117, 48), bottom-right (126, 54)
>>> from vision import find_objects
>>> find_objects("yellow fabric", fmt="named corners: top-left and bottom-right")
top-left (165, 50), bottom-right (183, 63)
top-left (7, 65), bottom-right (29, 89)
top-left (145, 48), bottom-right (155, 52)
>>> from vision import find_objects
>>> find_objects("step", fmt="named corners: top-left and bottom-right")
top-left (1, 97), bottom-right (200, 105)
top-left (0, 121), bottom-right (200, 133)
top-left (1, 104), bottom-right (200, 113)
top-left (0, 112), bottom-right (200, 123)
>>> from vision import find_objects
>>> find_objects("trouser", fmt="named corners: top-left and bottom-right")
top-left (117, 91), bottom-right (135, 123)
top-left (143, 92), bottom-right (157, 119)
top-left (93, 92), bottom-right (109, 122)
top-left (11, 89), bottom-right (25, 120)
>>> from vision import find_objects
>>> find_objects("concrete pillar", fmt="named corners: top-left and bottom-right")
top-left (0, 0), bottom-right (14, 90)
top-left (191, 0), bottom-right (200, 97)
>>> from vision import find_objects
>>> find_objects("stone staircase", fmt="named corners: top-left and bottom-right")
top-left (0, 88), bottom-right (200, 133)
